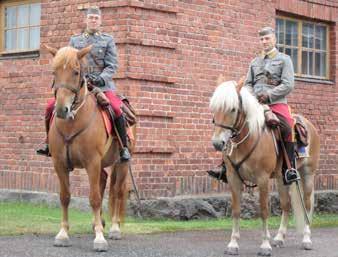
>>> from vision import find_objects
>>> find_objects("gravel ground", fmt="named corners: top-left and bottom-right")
top-left (0, 228), bottom-right (337, 257)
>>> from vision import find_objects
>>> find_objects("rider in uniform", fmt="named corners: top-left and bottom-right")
top-left (37, 6), bottom-right (131, 162)
top-left (207, 26), bottom-right (299, 185)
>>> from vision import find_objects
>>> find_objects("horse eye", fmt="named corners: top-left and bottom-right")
top-left (74, 71), bottom-right (79, 76)
top-left (231, 108), bottom-right (236, 113)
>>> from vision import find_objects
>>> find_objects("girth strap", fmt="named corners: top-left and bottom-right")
top-left (55, 106), bottom-right (97, 172)
top-left (226, 128), bottom-right (263, 188)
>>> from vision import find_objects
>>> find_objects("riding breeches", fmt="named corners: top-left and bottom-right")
top-left (269, 103), bottom-right (294, 142)
top-left (44, 90), bottom-right (123, 123)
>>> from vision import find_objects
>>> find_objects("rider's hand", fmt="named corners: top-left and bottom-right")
top-left (257, 92), bottom-right (269, 104)
top-left (87, 74), bottom-right (105, 87)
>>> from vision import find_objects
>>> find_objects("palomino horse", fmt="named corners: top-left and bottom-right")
top-left (210, 78), bottom-right (320, 256)
top-left (45, 45), bottom-right (136, 251)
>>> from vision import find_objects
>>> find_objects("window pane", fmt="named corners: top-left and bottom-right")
top-left (5, 7), bottom-right (17, 29)
top-left (18, 4), bottom-right (29, 27)
top-left (321, 53), bottom-right (326, 77)
top-left (315, 52), bottom-right (326, 77)
top-left (5, 29), bottom-right (17, 50)
top-left (285, 20), bottom-right (297, 46)
top-left (292, 49), bottom-right (298, 73)
top-left (276, 19), bottom-right (284, 45)
top-left (17, 28), bottom-right (29, 49)
top-left (315, 25), bottom-right (327, 50)
top-left (302, 51), bottom-right (314, 75)
top-left (302, 23), bottom-right (314, 48)
top-left (30, 3), bottom-right (41, 26)
top-left (308, 52), bottom-right (313, 75)
top-left (30, 27), bottom-right (40, 49)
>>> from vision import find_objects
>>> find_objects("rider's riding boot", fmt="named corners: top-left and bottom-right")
top-left (206, 161), bottom-right (228, 183)
top-left (282, 142), bottom-right (300, 185)
top-left (36, 144), bottom-right (50, 156)
top-left (115, 115), bottom-right (131, 162)
top-left (36, 114), bottom-right (51, 157)
top-left (263, 105), bottom-right (280, 128)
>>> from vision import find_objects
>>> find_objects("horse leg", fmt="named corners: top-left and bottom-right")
top-left (99, 168), bottom-right (108, 228)
top-left (54, 165), bottom-right (71, 247)
top-left (87, 162), bottom-right (108, 252)
top-left (225, 177), bottom-right (242, 255)
top-left (257, 181), bottom-right (272, 256)
top-left (108, 162), bottom-right (128, 240)
top-left (300, 165), bottom-right (315, 250)
top-left (92, 168), bottom-right (108, 230)
top-left (273, 177), bottom-right (291, 247)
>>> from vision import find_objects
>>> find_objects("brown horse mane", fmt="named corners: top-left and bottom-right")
top-left (52, 46), bottom-right (84, 70)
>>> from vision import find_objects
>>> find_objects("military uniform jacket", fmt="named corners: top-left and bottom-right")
top-left (244, 48), bottom-right (294, 105)
top-left (69, 31), bottom-right (118, 91)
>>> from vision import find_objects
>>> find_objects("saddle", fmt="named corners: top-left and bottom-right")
top-left (293, 115), bottom-right (308, 146)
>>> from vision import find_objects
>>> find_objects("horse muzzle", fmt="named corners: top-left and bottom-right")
top-left (56, 106), bottom-right (74, 120)
top-left (212, 139), bottom-right (225, 151)
top-left (212, 131), bottom-right (232, 152)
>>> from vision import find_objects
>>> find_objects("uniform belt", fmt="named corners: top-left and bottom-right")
top-left (87, 66), bottom-right (103, 73)
top-left (257, 77), bottom-right (280, 86)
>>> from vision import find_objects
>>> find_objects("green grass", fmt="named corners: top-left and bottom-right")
top-left (0, 201), bottom-right (337, 236)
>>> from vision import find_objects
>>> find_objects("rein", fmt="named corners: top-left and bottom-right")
top-left (53, 61), bottom-right (95, 171)
top-left (213, 94), bottom-right (262, 188)
top-left (55, 97), bottom-right (97, 172)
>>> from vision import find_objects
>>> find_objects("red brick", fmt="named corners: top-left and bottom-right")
top-left (0, 0), bottom-right (337, 198)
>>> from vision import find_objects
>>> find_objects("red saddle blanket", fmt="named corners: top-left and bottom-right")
top-left (50, 110), bottom-right (134, 140)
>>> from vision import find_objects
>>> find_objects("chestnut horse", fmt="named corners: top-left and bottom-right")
top-left (210, 78), bottom-right (320, 256)
top-left (45, 45), bottom-right (136, 251)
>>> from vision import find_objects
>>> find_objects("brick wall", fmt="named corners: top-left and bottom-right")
top-left (0, 0), bottom-right (337, 199)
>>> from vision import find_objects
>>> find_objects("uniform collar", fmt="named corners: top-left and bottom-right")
top-left (261, 47), bottom-right (278, 59)
top-left (83, 29), bottom-right (101, 38)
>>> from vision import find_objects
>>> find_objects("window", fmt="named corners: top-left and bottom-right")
top-left (276, 17), bottom-right (329, 80)
top-left (0, 1), bottom-right (41, 53)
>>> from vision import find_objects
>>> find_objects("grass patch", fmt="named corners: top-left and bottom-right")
top-left (0, 201), bottom-right (337, 236)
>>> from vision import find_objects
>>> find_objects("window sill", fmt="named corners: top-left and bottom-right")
top-left (0, 50), bottom-right (40, 60)
top-left (295, 76), bottom-right (334, 85)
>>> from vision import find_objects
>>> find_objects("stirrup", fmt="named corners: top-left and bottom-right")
top-left (284, 168), bottom-right (300, 184)
top-left (120, 147), bottom-right (131, 162)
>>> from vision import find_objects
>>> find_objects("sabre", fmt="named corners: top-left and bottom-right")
top-left (128, 162), bottom-right (143, 218)
top-left (294, 162), bottom-right (311, 226)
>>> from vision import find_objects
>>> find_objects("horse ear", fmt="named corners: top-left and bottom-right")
top-left (236, 76), bottom-right (246, 93)
top-left (44, 44), bottom-right (57, 56)
top-left (77, 45), bottom-right (92, 60)
top-left (217, 74), bottom-right (225, 85)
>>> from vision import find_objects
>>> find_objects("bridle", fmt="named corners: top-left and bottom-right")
top-left (212, 95), bottom-right (247, 142)
top-left (53, 63), bottom-right (88, 118)
top-left (212, 93), bottom-right (262, 188)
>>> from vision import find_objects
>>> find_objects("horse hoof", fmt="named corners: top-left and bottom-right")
top-left (108, 230), bottom-right (122, 240)
top-left (54, 238), bottom-right (71, 247)
top-left (225, 247), bottom-right (239, 255)
top-left (272, 239), bottom-right (284, 248)
top-left (257, 248), bottom-right (272, 256)
top-left (302, 242), bottom-right (313, 250)
top-left (93, 241), bottom-right (108, 252)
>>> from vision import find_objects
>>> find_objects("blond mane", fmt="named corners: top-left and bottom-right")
top-left (209, 80), bottom-right (265, 135)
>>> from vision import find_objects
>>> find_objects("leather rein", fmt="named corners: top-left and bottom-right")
top-left (213, 95), bottom-right (262, 188)
top-left (53, 64), bottom-right (97, 171)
